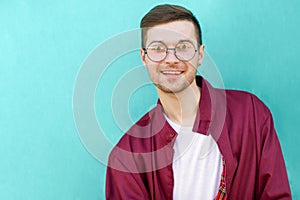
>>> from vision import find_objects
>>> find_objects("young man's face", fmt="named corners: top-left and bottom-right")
top-left (141, 20), bottom-right (204, 94)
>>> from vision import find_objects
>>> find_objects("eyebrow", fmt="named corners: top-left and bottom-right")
top-left (146, 40), bottom-right (196, 47)
top-left (146, 40), bottom-right (167, 47)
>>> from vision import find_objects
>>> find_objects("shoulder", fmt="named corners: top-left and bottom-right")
top-left (201, 77), bottom-right (271, 119)
top-left (223, 89), bottom-right (271, 118)
top-left (107, 110), bottom-right (153, 168)
top-left (107, 104), bottom-right (169, 172)
top-left (111, 104), bottom-right (162, 152)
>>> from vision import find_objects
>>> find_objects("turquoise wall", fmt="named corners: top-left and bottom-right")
top-left (1, 0), bottom-right (299, 199)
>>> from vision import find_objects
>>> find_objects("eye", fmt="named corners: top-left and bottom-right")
top-left (180, 44), bottom-right (187, 49)
top-left (155, 46), bottom-right (163, 50)
top-left (148, 43), bottom-right (166, 51)
top-left (177, 43), bottom-right (191, 50)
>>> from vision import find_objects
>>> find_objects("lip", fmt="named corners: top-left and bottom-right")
top-left (161, 70), bottom-right (184, 78)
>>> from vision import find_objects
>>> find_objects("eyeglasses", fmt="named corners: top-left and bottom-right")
top-left (143, 40), bottom-right (198, 62)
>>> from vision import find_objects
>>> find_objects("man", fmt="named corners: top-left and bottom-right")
top-left (106, 4), bottom-right (291, 199)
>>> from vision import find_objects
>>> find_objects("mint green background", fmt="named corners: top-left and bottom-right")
top-left (1, 0), bottom-right (299, 199)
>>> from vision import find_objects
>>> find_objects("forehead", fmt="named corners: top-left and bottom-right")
top-left (145, 20), bottom-right (197, 46)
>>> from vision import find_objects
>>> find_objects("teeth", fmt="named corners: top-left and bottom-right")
top-left (162, 71), bottom-right (182, 75)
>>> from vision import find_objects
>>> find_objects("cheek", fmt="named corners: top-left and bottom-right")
top-left (146, 66), bottom-right (158, 80)
top-left (186, 60), bottom-right (199, 72)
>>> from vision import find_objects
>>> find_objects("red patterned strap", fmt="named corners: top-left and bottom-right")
top-left (215, 158), bottom-right (226, 200)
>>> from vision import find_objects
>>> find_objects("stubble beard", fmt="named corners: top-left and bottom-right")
top-left (154, 75), bottom-right (195, 94)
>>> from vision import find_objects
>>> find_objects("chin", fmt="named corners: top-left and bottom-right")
top-left (156, 83), bottom-right (190, 94)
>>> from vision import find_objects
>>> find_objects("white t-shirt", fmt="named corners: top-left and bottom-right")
top-left (165, 116), bottom-right (223, 200)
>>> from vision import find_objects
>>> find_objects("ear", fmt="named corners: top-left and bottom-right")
top-left (140, 48), bottom-right (146, 66)
top-left (197, 44), bottom-right (205, 66)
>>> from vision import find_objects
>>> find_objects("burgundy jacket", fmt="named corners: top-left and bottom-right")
top-left (106, 76), bottom-right (291, 200)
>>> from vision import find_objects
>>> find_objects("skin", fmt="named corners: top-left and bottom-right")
top-left (140, 20), bottom-right (205, 126)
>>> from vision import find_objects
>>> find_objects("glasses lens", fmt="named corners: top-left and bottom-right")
top-left (146, 42), bottom-right (167, 62)
top-left (175, 41), bottom-right (196, 61)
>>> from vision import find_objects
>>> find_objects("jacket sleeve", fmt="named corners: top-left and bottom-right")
top-left (105, 149), bottom-right (150, 200)
top-left (257, 112), bottom-right (292, 199)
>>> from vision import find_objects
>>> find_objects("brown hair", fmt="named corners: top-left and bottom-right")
top-left (140, 4), bottom-right (202, 47)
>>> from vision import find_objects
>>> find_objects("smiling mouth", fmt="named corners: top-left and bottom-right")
top-left (161, 71), bottom-right (183, 75)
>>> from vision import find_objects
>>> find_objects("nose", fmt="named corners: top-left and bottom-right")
top-left (164, 49), bottom-right (179, 64)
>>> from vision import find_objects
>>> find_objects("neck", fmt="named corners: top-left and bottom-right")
top-left (158, 79), bottom-right (200, 126)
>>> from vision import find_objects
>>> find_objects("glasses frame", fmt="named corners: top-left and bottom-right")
top-left (143, 40), bottom-right (198, 62)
